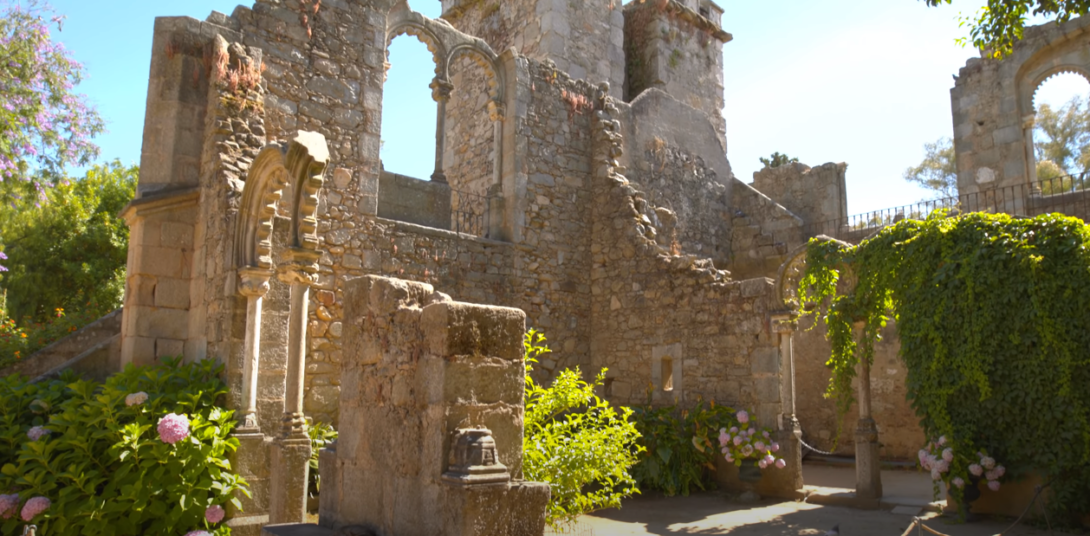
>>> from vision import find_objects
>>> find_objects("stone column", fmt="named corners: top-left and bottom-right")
top-left (771, 311), bottom-right (804, 493)
top-left (430, 78), bottom-right (454, 183)
top-left (854, 323), bottom-right (883, 499)
top-left (268, 249), bottom-right (318, 524)
top-left (236, 267), bottom-right (273, 433)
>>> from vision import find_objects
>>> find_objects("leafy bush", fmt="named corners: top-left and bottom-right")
top-left (800, 212), bottom-right (1090, 524)
top-left (0, 357), bottom-right (249, 535)
top-left (630, 399), bottom-right (784, 496)
top-left (307, 420), bottom-right (337, 502)
top-left (521, 330), bottom-right (642, 529)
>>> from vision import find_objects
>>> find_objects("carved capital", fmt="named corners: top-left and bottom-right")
top-left (430, 78), bottom-right (454, 102)
top-left (770, 312), bottom-right (798, 334)
top-left (487, 99), bottom-right (505, 122)
top-left (238, 267), bottom-right (274, 297)
top-left (277, 247), bottom-right (321, 285)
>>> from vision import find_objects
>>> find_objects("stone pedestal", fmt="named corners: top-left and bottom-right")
top-left (269, 438), bottom-right (311, 525)
top-left (227, 432), bottom-right (271, 536)
top-left (854, 417), bottom-right (883, 499)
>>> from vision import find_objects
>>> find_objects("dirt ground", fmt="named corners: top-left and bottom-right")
top-left (567, 492), bottom-right (1077, 536)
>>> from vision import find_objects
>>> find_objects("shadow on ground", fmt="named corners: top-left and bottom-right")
top-left (582, 492), bottom-right (1072, 536)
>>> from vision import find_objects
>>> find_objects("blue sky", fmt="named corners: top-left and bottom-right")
top-left (48, 0), bottom-right (1088, 215)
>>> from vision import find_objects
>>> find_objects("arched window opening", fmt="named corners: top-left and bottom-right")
top-left (1030, 72), bottom-right (1090, 195)
top-left (444, 53), bottom-right (497, 236)
top-left (380, 35), bottom-right (437, 181)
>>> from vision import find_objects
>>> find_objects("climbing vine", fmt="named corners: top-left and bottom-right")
top-left (798, 212), bottom-right (1090, 523)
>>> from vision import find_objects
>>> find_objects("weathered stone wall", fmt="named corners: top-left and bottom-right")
top-left (729, 180), bottom-right (805, 280)
top-left (751, 162), bottom-right (848, 228)
top-left (319, 275), bottom-right (549, 535)
top-left (950, 15), bottom-right (1090, 195)
top-left (377, 170), bottom-right (453, 230)
top-left (444, 54), bottom-right (497, 201)
top-left (623, 0), bottom-right (729, 143)
top-left (441, 0), bottom-right (625, 98)
top-left (793, 316), bottom-right (925, 461)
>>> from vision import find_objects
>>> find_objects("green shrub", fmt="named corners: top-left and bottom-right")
top-left (0, 357), bottom-right (249, 535)
top-left (0, 305), bottom-right (102, 370)
top-left (307, 420), bottom-right (337, 502)
top-left (630, 399), bottom-right (783, 496)
top-left (521, 330), bottom-right (642, 529)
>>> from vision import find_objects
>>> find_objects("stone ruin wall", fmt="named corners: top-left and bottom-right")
top-left (321, 275), bottom-right (550, 535)
top-left (750, 162), bottom-right (848, 231)
top-left (443, 55), bottom-right (496, 204)
top-left (728, 181), bottom-right (804, 281)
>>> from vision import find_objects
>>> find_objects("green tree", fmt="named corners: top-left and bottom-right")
top-left (903, 137), bottom-right (958, 199)
top-left (758, 152), bottom-right (799, 168)
top-left (0, 161), bottom-right (136, 323)
top-left (1034, 96), bottom-right (1090, 180)
top-left (923, 0), bottom-right (1090, 58)
top-left (0, 0), bottom-right (103, 200)
top-left (521, 330), bottom-right (642, 529)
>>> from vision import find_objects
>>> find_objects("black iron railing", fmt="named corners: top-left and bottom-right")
top-left (802, 175), bottom-right (1090, 242)
top-left (451, 188), bottom-right (490, 237)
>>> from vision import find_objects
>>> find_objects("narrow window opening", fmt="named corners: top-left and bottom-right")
top-left (662, 357), bottom-right (674, 392)
top-left (380, 35), bottom-right (438, 181)
top-left (604, 378), bottom-right (614, 398)
top-left (1030, 72), bottom-right (1090, 195)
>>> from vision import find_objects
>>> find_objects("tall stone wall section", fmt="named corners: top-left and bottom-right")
top-left (950, 15), bottom-right (1090, 195)
top-left (444, 55), bottom-right (496, 201)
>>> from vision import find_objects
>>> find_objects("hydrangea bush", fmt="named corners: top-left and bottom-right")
top-left (918, 436), bottom-right (1006, 500)
top-left (0, 357), bottom-right (248, 535)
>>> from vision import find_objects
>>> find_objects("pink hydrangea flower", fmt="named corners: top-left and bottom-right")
top-left (764, 454), bottom-right (775, 465)
top-left (758, 459), bottom-right (768, 469)
top-left (994, 465), bottom-right (1006, 478)
top-left (205, 504), bottom-right (226, 524)
top-left (918, 449), bottom-right (929, 463)
top-left (724, 454), bottom-right (734, 463)
top-left (771, 442), bottom-right (780, 452)
top-left (736, 410), bottom-right (749, 424)
top-left (942, 448), bottom-right (954, 462)
top-left (754, 441), bottom-right (766, 451)
top-left (27, 426), bottom-right (50, 441)
top-left (930, 468), bottom-right (942, 481)
top-left (981, 456), bottom-right (996, 470)
top-left (987, 480), bottom-right (1001, 492)
top-left (730, 426), bottom-right (738, 434)
top-left (762, 431), bottom-right (770, 438)
top-left (952, 477), bottom-right (965, 488)
top-left (125, 391), bottom-right (148, 407)
top-left (938, 435), bottom-right (947, 446)
top-left (733, 435), bottom-right (743, 446)
top-left (985, 469), bottom-right (998, 481)
top-left (742, 444), bottom-right (753, 457)
top-left (718, 431), bottom-right (729, 445)
top-left (935, 460), bottom-right (949, 473)
top-left (969, 463), bottom-right (983, 477)
top-left (20, 496), bottom-right (49, 521)
top-left (157, 413), bottom-right (190, 445)
top-left (0, 494), bottom-right (18, 519)
top-left (775, 458), bottom-right (786, 469)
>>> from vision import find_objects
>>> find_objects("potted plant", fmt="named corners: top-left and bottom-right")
top-left (918, 436), bottom-right (1006, 520)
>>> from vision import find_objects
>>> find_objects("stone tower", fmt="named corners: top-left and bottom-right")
top-left (623, 0), bottom-right (731, 144)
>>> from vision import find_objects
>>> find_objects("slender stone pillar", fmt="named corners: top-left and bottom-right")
top-left (854, 323), bottom-right (883, 499)
top-left (268, 249), bottom-right (318, 524)
top-left (236, 267), bottom-right (273, 433)
top-left (771, 312), bottom-right (804, 493)
top-left (430, 78), bottom-right (454, 183)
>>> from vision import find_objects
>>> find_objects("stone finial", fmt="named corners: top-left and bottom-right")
top-left (441, 428), bottom-right (510, 487)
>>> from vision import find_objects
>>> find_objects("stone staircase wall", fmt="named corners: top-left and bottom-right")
top-left (0, 308), bottom-right (123, 382)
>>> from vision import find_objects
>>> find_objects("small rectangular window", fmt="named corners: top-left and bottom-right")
top-left (662, 357), bottom-right (674, 392)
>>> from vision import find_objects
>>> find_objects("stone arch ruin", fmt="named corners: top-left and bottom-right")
top-left (952, 15), bottom-right (1090, 194)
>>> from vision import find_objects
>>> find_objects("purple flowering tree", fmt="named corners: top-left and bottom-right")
top-left (0, 0), bottom-right (103, 199)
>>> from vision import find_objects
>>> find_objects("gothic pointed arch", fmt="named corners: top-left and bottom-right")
top-left (235, 131), bottom-right (330, 273)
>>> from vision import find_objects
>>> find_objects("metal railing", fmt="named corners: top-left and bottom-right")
top-left (451, 188), bottom-right (490, 237)
top-left (802, 174), bottom-right (1090, 242)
